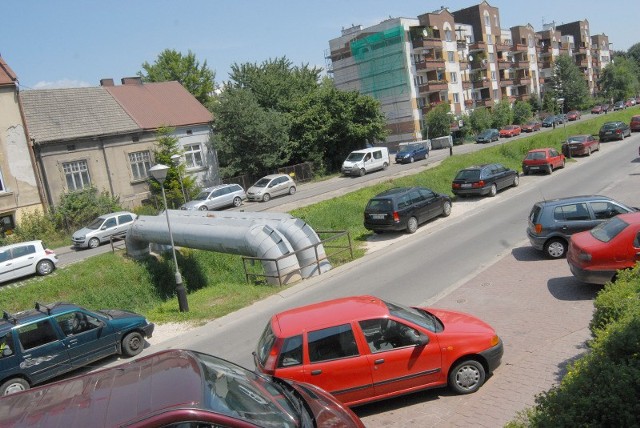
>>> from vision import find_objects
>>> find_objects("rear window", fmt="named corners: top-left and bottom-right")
top-left (366, 198), bottom-right (394, 212)
top-left (525, 152), bottom-right (546, 160)
top-left (529, 205), bottom-right (542, 224)
top-left (455, 169), bottom-right (481, 181)
top-left (591, 217), bottom-right (629, 243)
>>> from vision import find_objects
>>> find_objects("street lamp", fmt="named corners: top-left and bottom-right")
top-left (149, 163), bottom-right (189, 312)
top-left (170, 154), bottom-right (188, 204)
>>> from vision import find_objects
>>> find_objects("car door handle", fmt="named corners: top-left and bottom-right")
top-left (374, 358), bottom-right (385, 365)
top-left (311, 369), bottom-right (322, 376)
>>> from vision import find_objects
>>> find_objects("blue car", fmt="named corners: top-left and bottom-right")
top-left (0, 302), bottom-right (154, 395)
top-left (395, 142), bottom-right (429, 163)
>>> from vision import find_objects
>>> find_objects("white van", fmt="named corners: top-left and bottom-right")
top-left (341, 147), bottom-right (390, 177)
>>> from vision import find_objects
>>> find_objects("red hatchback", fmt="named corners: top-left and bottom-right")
top-left (254, 295), bottom-right (503, 407)
top-left (522, 148), bottom-right (565, 175)
top-left (521, 121), bottom-right (542, 132)
top-left (591, 105), bottom-right (603, 114)
top-left (499, 125), bottom-right (521, 137)
top-left (630, 115), bottom-right (640, 132)
top-left (567, 212), bottom-right (640, 285)
top-left (566, 110), bottom-right (581, 121)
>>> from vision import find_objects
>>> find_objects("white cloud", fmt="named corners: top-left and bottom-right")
top-left (32, 79), bottom-right (92, 89)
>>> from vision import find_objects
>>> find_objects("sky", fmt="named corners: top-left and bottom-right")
top-left (2, 0), bottom-right (638, 90)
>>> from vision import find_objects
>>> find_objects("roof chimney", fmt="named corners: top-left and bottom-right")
top-left (100, 78), bottom-right (115, 86)
top-left (121, 76), bottom-right (143, 85)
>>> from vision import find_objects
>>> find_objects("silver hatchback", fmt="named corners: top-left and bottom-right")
top-left (246, 174), bottom-right (296, 202)
top-left (180, 184), bottom-right (246, 211)
top-left (72, 211), bottom-right (137, 249)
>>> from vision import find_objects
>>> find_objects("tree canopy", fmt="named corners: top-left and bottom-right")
top-left (423, 103), bottom-right (452, 139)
top-left (550, 55), bottom-right (590, 111)
top-left (599, 56), bottom-right (640, 102)
top-left (139, 49), bottom-right (215, 105)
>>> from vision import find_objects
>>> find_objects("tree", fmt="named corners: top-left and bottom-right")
top-left (549, 55), bottom-right (590, 111)
top-left (527, 93), bottom-right (542, 115)
top-left (542, 89), bottom-right (559, 114)
top-left (599, 57), bottom-right (640, 102)
top-left (467, 107), bottom-right (493, 134)
top-left (423, 103), bottom-right (452, 139)
top-left (491, 98), bottom-right (513, 129)
top-left (149, 127), bottom-right (198, 209)
top-left (627, 43), bottom-right (640, 81)
top-left (512, 100), bottom-right (533, 125)
top-left (139, 49), bottom-right (215, 105)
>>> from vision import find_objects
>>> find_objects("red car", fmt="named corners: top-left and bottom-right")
top-left (630, 115), bottom-right (640, 132)
top-left (254, 295), bottom-right (503, 407)
top-left (591, 105), bottom-right (603, 114)
top-left (566, 110), bottom-right (581, 121)
top-left (567, 212), bottom-right (640, 285)
top-left (499, 125), bottom-right (521, 137)
top-left (562, 134), bottom-right (600, 156)
top-left (522, 148), bottom-right (565, 175)
top-left (521, 121), bottom-right (542, 132)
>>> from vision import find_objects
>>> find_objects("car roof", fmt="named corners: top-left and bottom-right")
top-left (99, 211), bottom-right (135, 217)
top-left (534, 195), bottom-right (616, 207)
top-left (0, 240), bottom-right (43, 250)
top-left (373, 187), bottom-right (425, 198)
top-left (202, 183), bottom-right (241, 192)
top-left (0, 302), bottom-right (80, 334)
top-left (0, 349), bottom-right (206, 427)
top-left (273, 295), bottom-right (389, 337)
top-left (262, 174), bottom-right (288, 179)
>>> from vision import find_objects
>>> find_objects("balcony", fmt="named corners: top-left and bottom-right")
top-left (418, 80), bottom-right (449, 94)
top-left (415, 59), bottom-right (446, 71)
top-left (474, 99), bottom-right (494, 108)
top-left (462, 80), bottom-right (472, 90)
top-left (500, 78), bottom-right (514, 86)
top-left (511, 43), bottom-right (527, 52)
top-left (421, 100), bottom-right (444, 114)
top-left (576, 59), bottom-right (589, 68)
top-left (469, 41), bottom-right (486, 51)
top-left (412, 37), bottom-right (442, 50)
top-left (515, 93), bottom-right (531, 101)
top-left (512, 59), bottom-right (530, 69)
top-left (472, 78), bottom-right (490, 89)
top-left (514, 76), bottom-right (532, 85)
top-left (495, 42), bottom-right (512, 52)
top-left (497, 60), bottom-right (512, 70)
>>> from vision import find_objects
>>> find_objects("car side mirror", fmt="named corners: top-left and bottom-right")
top-left (415, 335), bottom-right (429, 346)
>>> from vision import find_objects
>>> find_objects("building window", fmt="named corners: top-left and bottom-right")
top-left (489, 53), bottom-right (495, 62)
top-left (484, 13), bottom-right (490, 27)
top-left (0, 168), bottom-right (5, 192)
top-left (129, 151), bottom-right (151, 181)
top-left (491, 71), bottom-right (496, 80)
top-left (447, 51), bottom-right (455, 62)
top-left (450, 72), bottom-right (458, 83)
top-left (445, 29), bottom-right (452, 42)
top-left (453, 93), bottom-right (460, 103)
top-left (184, 144), bottom-right (204, 169)
top-left (493, 89), bottom-right (499, 99)
top-left (63, 160), bottom-right (91, 191)
top-left (0, 214), bottom-right (15, 237)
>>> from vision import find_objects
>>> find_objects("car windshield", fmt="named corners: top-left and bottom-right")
top-left (196, 351), bottom-right (302, 427)
top-left (383, 299), bottom-right (443, 333)
top-left (590, 217), bottom-right (629, 243)
top-left (346, 152), bottom-right (365, 161)
top-left (525, 151), bottom-right (546, 160)
top-left (86, 217), bottom-right (106, 230)
top-left (253, 178), bottom-right (271, 188)
top-left (455, 169), bottom-right (481, 181)
top-left (194, 191), bottom-right (210, 201)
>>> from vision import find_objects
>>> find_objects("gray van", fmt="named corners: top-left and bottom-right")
top-left (527, 195), bottom-right (636, 258)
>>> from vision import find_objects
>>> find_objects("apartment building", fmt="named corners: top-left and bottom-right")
top-left (591, 33), bottom-right (612, 96)
top-left (327, 1), bottom-right (608, 145)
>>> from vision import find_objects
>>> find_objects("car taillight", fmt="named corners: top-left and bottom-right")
top-left (472, 180), bottom-right (485, 188)
top-left (452, 183), bottom-right (460, 189)
top-left (45, 249), bottom-right (55, 255)
top-left (535, 224), bottom-right (542, 234)
top-left (615, 129), bottom-right (622, 134)
top-left (393, 211), bottom-right (400, 223)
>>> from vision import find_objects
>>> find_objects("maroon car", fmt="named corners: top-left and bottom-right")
top-left (591, 105), bottom-right (603, 114)
top-left (562, 135), bottom-right (600, 157)
top-left (566, 110), bottom-right (581, 121)
top-left (630, 115), bottom-right (640, 132)
top-left (521, 121), bottom-right (542, 132)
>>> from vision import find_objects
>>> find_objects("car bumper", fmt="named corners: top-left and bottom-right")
top-left (526, 230), bottom-right (546, 251)
top-left (563, 146), bottom-right (589, 156)
top-left (142, 323), bottom-right (155, 338)
top-left (452, 187), bottom-right (490, 196)
top-left (479, 339), bottom-right (504, 373)
top-left (364, 221), bottom-right (405, 232)
top-left (568, 262), bottom-right (616, 285)
top-left (72, 240), bottom-right (88, 248)
top-left (246, 195), bottom-right (263, 201)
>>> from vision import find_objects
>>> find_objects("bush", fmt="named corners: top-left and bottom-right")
top-left (590, 263), bottom-right (640, 333)
top-left (52, 187), bottom-right (123, 233)
top-left (0, 209), bottom-right (65, 247)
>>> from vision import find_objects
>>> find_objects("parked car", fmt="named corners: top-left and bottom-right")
top-left (254, 295), bottom-right (503, 407)
top-left (0, 241), bottom-right (58, 284)
top-left (522, 148), bottom-right (565, 175)
top-left (628, 98), bottom-right (636, 106)
top-left (72, 211), bottom-right (137, 249)
top-left (630, 115), bottom-right (640, 132)
top-left (363, 187), bottom-right (452, 234)
top-left (567, 212), bottom-right (640, 285)
top-left (180, 183), bottom-right (246, 211)
top-left (475, 128), bottom-right (500, 143)
top-left (599, 121), bottom-right (631, 142)
top-left (562, 134), bottom-right (600, 156)
top-left (566, 110), bottom-right (581, 121)
top-left (612, 101), bottom-right (625, 111)
top-left (601, 103), bottom-right (611, 113)
top-left (451, 163), bottom-right (519, 198)
top-left (591, 105), bottom-right (603, 114)
top-left (541, 115), bottom-right (557, 127)
top-left (499, 125), bottom-right (521, 138)
top-left (341, 147), bottom-right (390, 176)
top-left (521, 121), bottom-right (541, 132)
top-left (0, 301), bottom-right (154, 396)
top-left (527, 195), bottom-right (637, 259)
top-left (246, 174), bottom-right (296, 202)
top-left (395, 142), bottom-right (429, 164)
top-left (0, 349), bottom-right (364, 428)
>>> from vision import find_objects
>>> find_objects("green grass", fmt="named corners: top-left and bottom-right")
top-left (1, 109), bottom-right (637, 324)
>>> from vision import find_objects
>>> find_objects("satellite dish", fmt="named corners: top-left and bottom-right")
top-left (468, 55), bottom-right (474, 61)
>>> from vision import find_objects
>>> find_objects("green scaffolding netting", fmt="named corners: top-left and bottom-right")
top-left (350, 25), bottom-right (409, 99)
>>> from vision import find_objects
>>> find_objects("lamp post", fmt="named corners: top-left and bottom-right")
top-left (149, 164), bottom-right (189, 312)
top-left (170, 154), bottom-right (188, 204)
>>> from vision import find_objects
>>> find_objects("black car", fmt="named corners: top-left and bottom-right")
top-left (475, 129), bottom-right (499, 144)
top-left (364, 187), bottom-right (452, 234)
top-left (599, 121), bottom-right (631, 142)
top-left (451, 163), bottom-right (519, 197)
top-left (541, 115), bottom-right (557, 127)
top-left (526, 195), bottom-right (637, 258)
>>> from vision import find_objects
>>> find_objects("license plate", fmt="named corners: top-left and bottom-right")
top-left (461, 183), bottom-right (472, 188)
top-left (530, 166), bottom-right (540, 170)
top-left (370, 214), bottom-right (385, 220)
top-left (605, 131), bottom-right (612, 135)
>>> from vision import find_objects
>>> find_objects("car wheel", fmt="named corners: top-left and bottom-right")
top-left (544, 238), bottom-right (567, 259)
top-left (198, 205), bottom-right (208, 211)
top-left (512, 175), bottom-right (519, 187)
top-left (406, 217), bottom-right (418, 234)
top-left (382, 162), bottom-right (389, 170)
top-left (587, 147), bottom-right (592, 156)
top-left (442, 201), bottom-right (452, 217)
top-left (36, 260), bottom-right (55, 276)
top-left (358, 168), bottom-right (366, 177)
top-left (410, 157), bottom-right (415, 163)
top-left (488, 184), bottom-right (497, 197)
top-left (288, 186), bottom-right (296, 196)
top-left (1, 378), bottom-right (30, 396)
top-left (596, 143), bottom-right (600, 152)
top-left (523, 167), bottom-right (529, 175)
top-left (546, 164), bottom-right (553, 175)
top-left (88, 238), bottom-right (100, 249)
top-left (449, 359), bottom-right (486, 394)
top-left (121, 331), bottom-right (144, 357)
top-left (424, 152), bottom-right (430, 160)
top-left (232, 197), bottom-right (242, 207)
top-left (262, 193), bottom-right (271, 202)
top-left (561, 159), bottom-right (566, 169)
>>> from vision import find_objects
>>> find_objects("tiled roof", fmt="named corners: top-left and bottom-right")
top-left (0, 56), bottom-right (18, 86)
top-left (105, 80), bottom-right (213, 130)
top-left (20, 87), bottom-right (140, 143)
